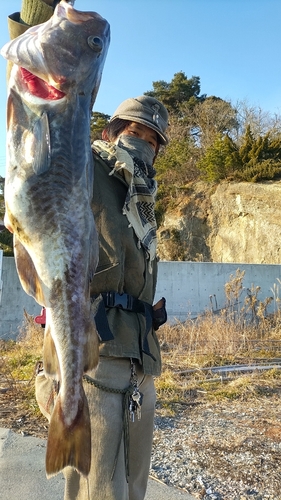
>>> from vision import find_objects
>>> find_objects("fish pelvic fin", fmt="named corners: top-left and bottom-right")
top-left (45, 390), bottom-right (91, 478)
top-left (43, 326), bottom-right (60, 377)
top-left (14, 236), bottom-right (46, 305)
top-left (83, 317), bottom-right (100, 372)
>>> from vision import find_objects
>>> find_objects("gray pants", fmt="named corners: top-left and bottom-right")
top-left (35, 357), bottom-right (156, 500)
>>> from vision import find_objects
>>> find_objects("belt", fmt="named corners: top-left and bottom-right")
top-left (92, 292), bottom-right (155, 360)
top-left (100, 291), bottom-right (148, 312)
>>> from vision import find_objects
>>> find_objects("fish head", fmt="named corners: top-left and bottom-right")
top-left (1, 0), bottom-right (110, 102)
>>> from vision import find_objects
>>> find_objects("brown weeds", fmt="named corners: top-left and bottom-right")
top-left (156, 271), bottom-right (281, 407)
top-left (2, 271), bottom-right (281, 419)
top-left (0, 311), bottom-right (43, 406)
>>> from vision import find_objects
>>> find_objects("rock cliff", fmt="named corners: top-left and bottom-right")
top-left (156, 180), bottom-right (281, 264)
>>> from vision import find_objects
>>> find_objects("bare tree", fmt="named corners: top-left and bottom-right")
top-left (234, 99), bottom-right (281, 141)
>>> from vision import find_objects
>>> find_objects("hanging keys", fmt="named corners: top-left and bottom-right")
top-left (132, 388), bottom-right (143, 420)
top-left (129, 394), bottom-right (136, 422)
top-left (129, 358), bottom-right (143, 422)
top-left (129, 388), bottom-right (143, 422)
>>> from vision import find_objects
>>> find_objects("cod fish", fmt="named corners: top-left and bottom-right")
top-left (1, 0), bottom-right (110, 478)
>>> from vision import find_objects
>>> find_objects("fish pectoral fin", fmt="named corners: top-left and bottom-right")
top-left (45, 391), bottom-right (91, 478)
top-left (14, 236), bottom-right (45, 305)
top-left (32, 111), bottom-right (51, 175)
top-left (43, 326), bottom-right (60, 377)
top-left (4, 212), bottom-right (13, 233)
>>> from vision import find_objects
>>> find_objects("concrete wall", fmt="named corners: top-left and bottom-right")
top-left (0, 257), bottom-right (41, 339)
top-left (155, 261), bottom-right (281, 322)
top-left (1, 257), bottom-right (281, 339)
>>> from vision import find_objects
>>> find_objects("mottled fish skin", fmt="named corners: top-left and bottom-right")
top-left (1, 0), bottom-right (110, 478)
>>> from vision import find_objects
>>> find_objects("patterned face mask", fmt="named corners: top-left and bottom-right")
top-left (116, 134), bottom-right (155, 166)
top-left (93, 138), bottom-right (158, 269)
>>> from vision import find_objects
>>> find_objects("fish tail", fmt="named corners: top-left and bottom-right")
top-left (45, 390), bottom-right (91, 478)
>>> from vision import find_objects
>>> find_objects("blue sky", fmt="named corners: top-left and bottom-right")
top-left (0, 0), bottom-right (280, 178)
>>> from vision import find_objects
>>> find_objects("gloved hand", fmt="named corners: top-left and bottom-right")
top-left (20, 0), bottom-right (76, 28)
top-left (20, 0), bottom-right (54, 26)
top-left (45, 0), bottom-right (76, 6)
top-left (53, 0), bottom-right (76, 5)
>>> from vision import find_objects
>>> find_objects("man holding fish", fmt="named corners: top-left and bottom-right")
top-left (4, 0), bottom-right (169, 499)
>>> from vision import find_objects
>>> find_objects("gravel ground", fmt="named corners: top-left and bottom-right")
top-left (150, 398), bottom-right (281, 500)
top-left (1, 387), bottom-right (281, 499)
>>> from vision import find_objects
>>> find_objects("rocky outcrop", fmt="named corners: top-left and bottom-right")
top-left (156, 180), bottom-right (281, 264)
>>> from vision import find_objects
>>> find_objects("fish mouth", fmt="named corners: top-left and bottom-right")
top-left (20, 67), bottom-right (66, 100)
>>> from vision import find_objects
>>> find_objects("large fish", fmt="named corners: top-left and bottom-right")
top-left (1, 0), bottom-right (110, 478)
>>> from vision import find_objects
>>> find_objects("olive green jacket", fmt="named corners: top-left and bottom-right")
top-left (90, 153), bottom-right (161, 375)
top-left (7, 2), bottom-right (162, 376)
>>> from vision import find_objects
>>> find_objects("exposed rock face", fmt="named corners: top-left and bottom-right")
top-left (156, 181), bottom-right (281, 264)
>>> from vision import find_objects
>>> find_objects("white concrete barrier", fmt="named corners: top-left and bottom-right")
top-left (154, 261), bottom-right (281, 322)
top-left (0, 257), bottom-right (41, 339)
top-left (1, 257), bottom-right (281, 339)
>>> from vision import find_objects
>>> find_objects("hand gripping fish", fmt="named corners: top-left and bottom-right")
top-left (1, 0), bottom-right (110, 478)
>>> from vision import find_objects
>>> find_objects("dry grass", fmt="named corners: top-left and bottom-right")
top-left (155, 270), bottom-right (281, 408)
top-left (2, 270), bottom-right (281, 422)
top-left (156, 311), bottom-right (281, 400)
top-left (0, 311), bottom-right (43, 415)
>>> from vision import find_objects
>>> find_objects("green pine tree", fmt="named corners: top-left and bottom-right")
top-left (198, 134), bottom-right (241, 182)
top-left (90, 112), bottom-right (110, 142)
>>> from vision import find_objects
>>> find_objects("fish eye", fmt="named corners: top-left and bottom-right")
top-left (88, 36), bottom-right (103, 52)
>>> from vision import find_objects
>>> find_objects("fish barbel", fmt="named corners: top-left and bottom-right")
top-left (1, 0), bottom-right (110, 478)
